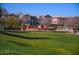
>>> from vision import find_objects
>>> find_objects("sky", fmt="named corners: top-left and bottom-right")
top-left (1, 3), bottom-right (79, 16)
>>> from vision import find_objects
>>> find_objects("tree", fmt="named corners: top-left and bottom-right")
top-left (0, 7), bottom-right (2, 18)
top-left (3, 14), bottom-right (20, 30)
top-left (0, 6), bottom-right (9, 30)
top-left (0, 7), bottom-right (8, 18)
top-left (0, 18), bottom-right (5, 30)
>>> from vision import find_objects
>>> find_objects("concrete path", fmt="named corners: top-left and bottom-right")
top-left (75, 32), bottom-right (79, 35)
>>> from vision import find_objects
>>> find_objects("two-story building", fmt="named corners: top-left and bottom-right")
top-left (51, 16), bottom-right (79, 32)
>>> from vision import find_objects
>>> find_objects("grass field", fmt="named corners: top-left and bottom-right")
top-left (0, 31), bottom-right (79, 55)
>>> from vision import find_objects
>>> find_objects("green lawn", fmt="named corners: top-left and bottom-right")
top-left (0, 31), bottom-right (79, 55)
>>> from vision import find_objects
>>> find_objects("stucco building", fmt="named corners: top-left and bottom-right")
top-left (51, 16), bottom-right (79, 32)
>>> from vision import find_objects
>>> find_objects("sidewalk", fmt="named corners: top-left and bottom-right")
top-left (75, 32), bottom-right (79, 35)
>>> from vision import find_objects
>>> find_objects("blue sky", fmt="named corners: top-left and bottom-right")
top-left (1, 3), bottom-right (79, 16)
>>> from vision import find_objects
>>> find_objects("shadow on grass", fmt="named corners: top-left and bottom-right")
top-left (6, 31), bottom-right (30, 33)
top-left (0, 31), bottom-right (50, 40)
top-left (0, 52), bottom-right (21, 55)
top-left (7, 40), bottom-right (32, 47)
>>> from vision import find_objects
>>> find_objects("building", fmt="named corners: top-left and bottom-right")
top-left (0, 7), bottom-right (8, 30)
top-left (19, 14), bottom-right (39, 31)
top-left (51, 16), bottom-right (79, 32)
top-left (0, 9), bottom-right (79, 32)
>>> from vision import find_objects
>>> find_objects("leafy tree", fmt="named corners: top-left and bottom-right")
top-left (3, 14), bottom-right (20, 29)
